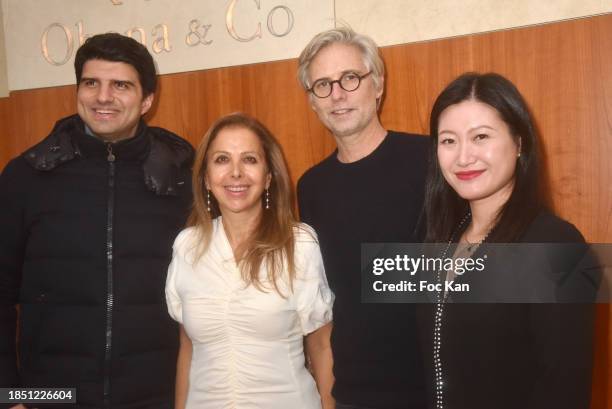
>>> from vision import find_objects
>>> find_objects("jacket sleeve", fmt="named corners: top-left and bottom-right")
top-left (0, 158), bottom-right (27, 387)
top-left (525, 238), bottom-right (596, 408)
top-left (526, 303), bottom-right (595, 409)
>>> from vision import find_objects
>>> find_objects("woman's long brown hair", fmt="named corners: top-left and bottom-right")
top-left (189, 113), bottom-right (298, 295)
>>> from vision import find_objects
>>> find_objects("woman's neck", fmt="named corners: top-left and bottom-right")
top-left (221, 210), bottom-right (261, 255)
top-left (463, 182), bottom-right (513, 243)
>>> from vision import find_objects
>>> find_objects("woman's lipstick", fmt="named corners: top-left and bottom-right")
top-left (455, 170), bottom-right (485, 180)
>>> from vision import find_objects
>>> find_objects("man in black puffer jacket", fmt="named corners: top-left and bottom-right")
top-left (0, 33), bottom-right (193, 409)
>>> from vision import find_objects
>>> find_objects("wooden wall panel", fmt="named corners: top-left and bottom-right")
top-left (148, 61), bottom-right (336, 185)
top-left (380, 15), bottom-right (612, 242)
top-left (0, 13), bottom-right (610, 408)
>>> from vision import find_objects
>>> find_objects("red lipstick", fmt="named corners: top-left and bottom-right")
top-left (455, 170), bottom-right (485, 180)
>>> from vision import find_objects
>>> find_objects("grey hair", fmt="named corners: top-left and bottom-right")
top-left (297, 27), bottom-right (385, 93)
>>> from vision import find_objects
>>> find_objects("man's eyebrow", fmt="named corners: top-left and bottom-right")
top-left (113, 79), bottom-right (136, 86)
top-left (313, 69), bottom-right (365, 82)
top-left (79, 77), bottom-right (136, 85)
top-left (341, 69), bottom-right (363, 75)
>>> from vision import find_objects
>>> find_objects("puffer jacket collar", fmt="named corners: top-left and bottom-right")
top-left (23, 114), bottom-right (193, 196)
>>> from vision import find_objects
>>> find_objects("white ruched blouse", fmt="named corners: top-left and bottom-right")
top-left (165, 217), bottom-right (334, 409)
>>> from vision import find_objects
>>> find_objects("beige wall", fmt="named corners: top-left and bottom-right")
top-left (1, 0), bottom-right (334, 91)
top-left (0, 1), bottom-right (8, 97)
top-left (336, 0), bottom-right (612, 46)
top-left (1, 0), bottom-right (611, 94)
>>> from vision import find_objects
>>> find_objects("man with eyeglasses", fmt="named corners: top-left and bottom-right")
top-left (296, 28), bottom-right (428, 409)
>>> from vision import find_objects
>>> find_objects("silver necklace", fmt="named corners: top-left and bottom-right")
top-left (465, 229), bottom-right (491, 252)
top-left (433, 212), bottom-right (470, 409)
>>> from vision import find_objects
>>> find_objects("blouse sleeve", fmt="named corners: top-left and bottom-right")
top-left (294, 225), bottom-right (334, 335)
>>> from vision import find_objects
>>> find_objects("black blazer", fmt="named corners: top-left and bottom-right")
top-left (418, 211), bottom-right (596, 409)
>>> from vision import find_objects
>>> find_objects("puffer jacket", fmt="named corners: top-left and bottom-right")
top-left (0, 115), bottom-right (194, 408)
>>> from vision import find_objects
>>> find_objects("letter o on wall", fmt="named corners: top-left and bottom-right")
top-left (267, 6), bottom-right (294, 37)
top-left (41, 23), bottom-right (74, 66)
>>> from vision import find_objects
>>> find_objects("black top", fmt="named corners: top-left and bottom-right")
top-left (417, 211), bottom-right (595, 409)
top-left (298, 131), bottom-right (429, 409)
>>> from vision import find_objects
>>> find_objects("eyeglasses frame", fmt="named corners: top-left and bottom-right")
top-left (307, 71), bottom-right (373, 98)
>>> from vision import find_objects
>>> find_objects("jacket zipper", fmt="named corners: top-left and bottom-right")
top-left (104, 143), bottom-right (116, 407)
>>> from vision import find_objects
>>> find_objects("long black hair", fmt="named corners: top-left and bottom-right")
top-left (424, 72), bottom-right (542, 243)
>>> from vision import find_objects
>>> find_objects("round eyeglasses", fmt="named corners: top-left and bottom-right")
top-left (308, 71), bottom-right (373, 98)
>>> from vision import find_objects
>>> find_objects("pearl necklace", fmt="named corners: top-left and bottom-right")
top-left (433, 212), bottom-right (470, 409)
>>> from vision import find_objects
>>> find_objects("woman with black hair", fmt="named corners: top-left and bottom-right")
top-left (420, 72), bottom-right (595, 409)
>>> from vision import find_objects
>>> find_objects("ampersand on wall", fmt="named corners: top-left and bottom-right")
top-left (186, 19), bottom-right (213, 47)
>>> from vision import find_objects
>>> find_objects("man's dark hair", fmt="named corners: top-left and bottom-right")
top-left (74, 33), bottom-right (157, 97)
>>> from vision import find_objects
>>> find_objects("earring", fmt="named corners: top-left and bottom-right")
top-left (517, 151), bottom-right (521, 158)
top-left (265, 189), bottom-right (270, 210)
top-left (206, 189), bottom-right (211, 212)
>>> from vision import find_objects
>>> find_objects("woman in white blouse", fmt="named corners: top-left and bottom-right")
top-left (166, 113), bottom-right (335, 409)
